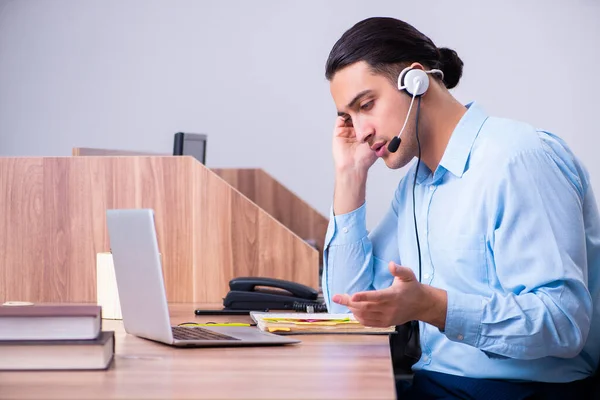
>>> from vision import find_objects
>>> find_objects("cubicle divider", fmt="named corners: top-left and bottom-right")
top-left (212, 168), bottom-right (328, 262)
top-left (73, 147), bottom-right (329, 256)
top-left (0, 154), bottom-right (320, 303)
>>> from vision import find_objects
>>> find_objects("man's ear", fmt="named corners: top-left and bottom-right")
top-left (409, 62), bottom-right (425, 71)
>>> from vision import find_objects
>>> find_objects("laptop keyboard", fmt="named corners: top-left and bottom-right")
top-left (171, 326), bottom-right (240, 341)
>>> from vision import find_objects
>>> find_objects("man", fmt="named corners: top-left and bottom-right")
top-left (322, 16), bottom-right (600, 399)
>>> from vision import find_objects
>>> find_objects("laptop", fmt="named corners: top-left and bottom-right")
top-left (105, 208), bottom-right (299, 347)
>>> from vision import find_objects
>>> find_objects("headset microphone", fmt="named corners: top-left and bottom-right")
top-left (387, 67), bottom-right (443, 153)
top-left (386, 83), bottom-right (420, 153)
top-left (387, 136), bottom-right (401, 153)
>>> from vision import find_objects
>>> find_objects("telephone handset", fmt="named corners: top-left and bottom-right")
top-left (222, 277), bottom-right (327, 312)
top-left (229, 277), bottom-right (318, 300)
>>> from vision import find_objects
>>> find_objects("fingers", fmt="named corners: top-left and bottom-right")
top-left (332, 294), bottom-right (351, 306)
top-left (333, 294), bottom-right (379, 311)
top-left (333, 293), bottom-right (393, 327)
top-left (335, 115), bottom-right (353, 128)
top-left (349, 308), bottom-right (388, 327)
top-left (335, 115), bottom-right (347, 128)
top-left (388, 261), bottom-right (416, 282)
top-left (351, 289), bottom-right (386, 303)
top-left (334, 116), bottom-right (355, 140)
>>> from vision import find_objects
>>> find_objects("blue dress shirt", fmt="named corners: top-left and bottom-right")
top-left (322, 102), bottom-right (600, 382)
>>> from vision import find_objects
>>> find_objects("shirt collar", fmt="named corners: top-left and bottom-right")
top-left (437, 101), bottom-right (489, 179)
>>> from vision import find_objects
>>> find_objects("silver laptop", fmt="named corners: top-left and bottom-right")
top-left (106, 208), bottom-right (299, 347)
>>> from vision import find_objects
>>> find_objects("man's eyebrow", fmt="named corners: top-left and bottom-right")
top-left (336, 89), bottom-right (374, 117)
top-left (338, 89), bottom-right (373, 117)
top-left (346, 90), bottom-right (374, 110)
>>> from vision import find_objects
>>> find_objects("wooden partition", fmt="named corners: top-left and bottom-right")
top-left (72, 147), bottom-right (168, 156)
top-left (0, 156), bottom-right (319, 303)
top-left (212, 168), bottom-right (328, 260)
top-left (72, 148), bottom-right (329, 260)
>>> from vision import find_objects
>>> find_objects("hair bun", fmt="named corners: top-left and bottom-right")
top-left (438, 47), bottom-right (463, 89)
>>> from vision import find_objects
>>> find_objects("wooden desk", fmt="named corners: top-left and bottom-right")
top-left (0, 304), bottom-right (396, 399)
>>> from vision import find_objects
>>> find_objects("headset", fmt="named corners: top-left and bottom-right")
top-left (387, 66), bottom-right (444, 153)
top-left (387, 65), bottom-right (444, 284)
top-left (387, 65), bottom-right (444, 364)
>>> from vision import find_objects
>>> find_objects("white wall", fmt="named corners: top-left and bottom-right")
top-left (1, 0), bottom-right (599, 229)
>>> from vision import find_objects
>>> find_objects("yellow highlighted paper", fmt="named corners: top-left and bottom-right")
top-left (251, 312), bottom-right (395, 335)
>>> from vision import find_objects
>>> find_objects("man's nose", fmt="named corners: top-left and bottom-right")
top-left (354, 121), bottom-right (375, 144)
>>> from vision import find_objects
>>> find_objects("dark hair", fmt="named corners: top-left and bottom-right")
top-left (325, 17), bottom-right (463, 89)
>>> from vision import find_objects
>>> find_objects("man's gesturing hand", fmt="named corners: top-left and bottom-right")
top-left (332, 262), bottom-right (448, 329)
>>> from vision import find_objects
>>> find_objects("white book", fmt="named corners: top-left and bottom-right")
top-left (0, 331), bottom-right (114, 371)
top-left (0, 304), bottom-right (101, 341)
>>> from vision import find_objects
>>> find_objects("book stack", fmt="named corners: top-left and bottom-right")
top-left (0, 304), bottom-right (114, 371)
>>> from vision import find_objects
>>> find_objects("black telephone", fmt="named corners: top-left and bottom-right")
top-left (222, 277), bottom-right (327, 312)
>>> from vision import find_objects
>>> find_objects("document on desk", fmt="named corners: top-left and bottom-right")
top-left (250, 312), bottom-right (395, 335)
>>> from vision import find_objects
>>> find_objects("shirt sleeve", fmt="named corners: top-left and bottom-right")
top-left (322, 188), bottom-right (402, 313)
top-left (443, 148), bottom-right (593, 359)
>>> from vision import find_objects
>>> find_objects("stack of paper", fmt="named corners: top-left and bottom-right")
top-left (250, 312), bottom-right (395, 335)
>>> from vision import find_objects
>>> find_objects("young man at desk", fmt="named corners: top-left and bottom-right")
top-left (321, 17), bottom-right (600, 399)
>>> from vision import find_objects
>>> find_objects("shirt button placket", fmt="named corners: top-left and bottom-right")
top-left (423, 184), bottom-right (436, 284)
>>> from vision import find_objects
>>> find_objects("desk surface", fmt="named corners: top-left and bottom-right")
top-left (0, 304), bottom-right (396, 399)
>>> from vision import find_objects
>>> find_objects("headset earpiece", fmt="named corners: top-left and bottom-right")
top-left (398, 68), bottom-right (429, 96)
top-left (389, 66), bottom-right (444, 154)
top-left (397, 67), bottom-right (444, 97)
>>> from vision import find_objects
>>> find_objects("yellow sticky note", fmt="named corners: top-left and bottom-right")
top-left (267, 327), bottom-right (292, 333)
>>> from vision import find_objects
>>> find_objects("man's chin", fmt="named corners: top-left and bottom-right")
top-left (382, 155), bottom-right (407, 170)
